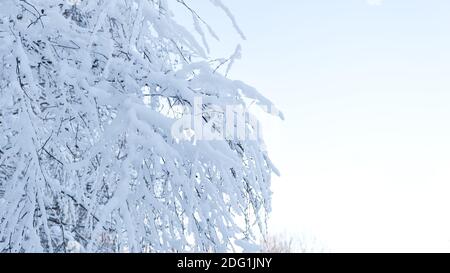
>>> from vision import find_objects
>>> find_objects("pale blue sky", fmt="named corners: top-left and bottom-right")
top-left (176, 0), bottom-right (450, 252)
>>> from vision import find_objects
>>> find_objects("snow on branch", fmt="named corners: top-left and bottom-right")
top-left (0, 0), bottom-right (281, 253)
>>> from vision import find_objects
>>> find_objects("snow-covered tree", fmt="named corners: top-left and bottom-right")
top-left (0, 0), bottom-right (282, 253)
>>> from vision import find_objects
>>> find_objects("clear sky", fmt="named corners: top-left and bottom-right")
top-left (176, 0), bottom-right (450, 252)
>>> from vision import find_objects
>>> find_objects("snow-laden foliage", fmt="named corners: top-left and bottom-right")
top-left (0, 0), bottom-right (282, 253)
